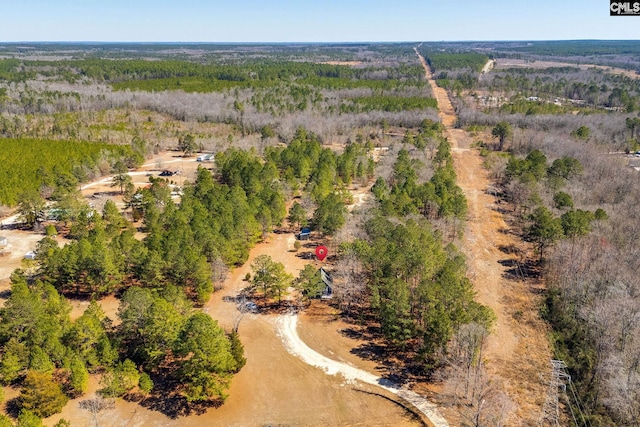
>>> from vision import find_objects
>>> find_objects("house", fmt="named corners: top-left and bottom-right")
top-left (320, 267), bottom-right (333, 299)
top-left (24, 251), bottom-right (36, 260)
top-left (0, 236), bottom-right (7, 247)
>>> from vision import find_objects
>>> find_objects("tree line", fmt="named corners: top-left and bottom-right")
top-left (421, 51), bottom-right (489, 73)
top-left (477, 110), bottom-right (640, 425)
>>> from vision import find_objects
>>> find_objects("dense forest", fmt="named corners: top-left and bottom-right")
top-left (0, 138), bottom-right (140, 206)
top-left (423, 52), bottom-right (489, 73)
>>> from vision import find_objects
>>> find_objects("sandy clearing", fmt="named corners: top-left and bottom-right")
top-left (0, 230), bottom-right (42, 281)
top-left (277, 314), bottom-right (449, 427)
top-left (347, 186), bottom-right (371, 211)
top-left (0, 212), bottom-right (46, 285)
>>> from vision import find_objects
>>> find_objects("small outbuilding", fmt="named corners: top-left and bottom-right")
top-left (297, 228), bottom-right (311, 240)
top-left (0, 236), bottom-right (7, 247)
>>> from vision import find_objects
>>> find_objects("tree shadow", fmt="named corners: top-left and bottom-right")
top-left (340, 327), bottom-right (364, 340)
top-left (251, 299), bottom-right (298, 315)
top-left (377, 369), bottom-right (413, 388)
top-left (133, 394), bottom-right (223, 418)
top-left (339, 321), bottom-right (415, 386)
top-left (0, 222), bottom-right (21, 231)
top-left (350, 341), bottom-right (388, 365)
top-left (5, 397), bottom-right (20, 418)
top-left (497, 244), bottom-right (521, 255)
top-left (352, 388), bottom-right (427, 426)
top-left (493, 205), bottom-right (513, 216)
top-left (498, 258), bottom-right (541, 280)
top-left (91, 190), bottom-right (122, 198)
top-left (296, 251), bottom-right (315, 260)
top-left (127, 379), bottom-right (223, 419)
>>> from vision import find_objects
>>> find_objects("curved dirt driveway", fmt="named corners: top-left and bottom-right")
top-left (277, 314), bottom-right (449, 427)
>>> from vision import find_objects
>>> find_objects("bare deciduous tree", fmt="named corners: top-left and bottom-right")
top-left (211, 256), bottom-right (229, 291)
top-left (79, 396), bottom-right (115, 427)
top-left (443, 323), bottom-right (515, 426)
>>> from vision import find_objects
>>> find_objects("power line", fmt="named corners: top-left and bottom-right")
top-left (539, 359), bottom-right (592, 427)
top-left (539, 360), bottom-right (571, 427)
top-left (567, 376), bottom-right (592, 427)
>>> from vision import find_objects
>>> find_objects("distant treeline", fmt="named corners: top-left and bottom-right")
top-left (0, 58), bottom-right (423, 87)
top-left (496, 40), bottom-right (640, 57)
top-left (422, 52), bottom-right (489, 73)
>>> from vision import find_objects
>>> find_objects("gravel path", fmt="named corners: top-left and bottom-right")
top-left (277, 313), bottom-right (450, 427)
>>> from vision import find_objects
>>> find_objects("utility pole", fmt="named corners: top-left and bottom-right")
top-left (539, 360), bottom-right (571, 427)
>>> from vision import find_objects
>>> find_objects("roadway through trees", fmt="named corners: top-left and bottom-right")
top-left (415, 48), bottom-right (553, 423)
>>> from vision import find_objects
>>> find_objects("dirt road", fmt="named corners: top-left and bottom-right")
top-left (414, 48), bottom-right (457, 130)
top-left (415, 48), bottom-right (552, 423)
top-left (480, 59), bottom-right (495, 75)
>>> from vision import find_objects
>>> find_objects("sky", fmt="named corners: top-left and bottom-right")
top-left (1, 0), bottom-right (639, 42)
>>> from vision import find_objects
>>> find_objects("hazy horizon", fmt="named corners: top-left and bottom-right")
top-left (1, 39), bottom-right (639, 44)
top-left (2, 0), bottom-right (639, 43)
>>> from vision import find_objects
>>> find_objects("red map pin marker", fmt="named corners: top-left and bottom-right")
top-left (315, 245), bottom-right (328, 261)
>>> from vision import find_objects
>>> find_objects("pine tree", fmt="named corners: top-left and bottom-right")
top-left (228, 330), bottom-right (246, 372)
top-left (19, 370), bottom-right (69, 418)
